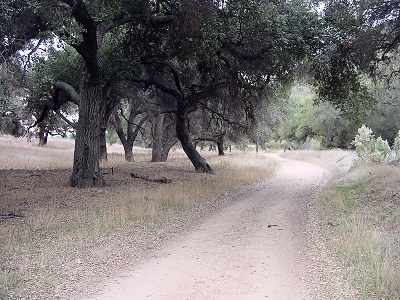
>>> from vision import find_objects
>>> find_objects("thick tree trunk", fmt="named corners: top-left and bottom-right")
top-left (176, 111), bottom-right (213, 173)
top-left (99, 127), bottom-right (107, 160)
top-left (217, 136), bottom-right (224, 156)
top-left (70, 81), bottom-right (104, 188)
top-left (151, 111), bottom-right (176, 163)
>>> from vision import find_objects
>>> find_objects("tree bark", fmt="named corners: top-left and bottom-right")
top-left (38, 123), bottom-right (48, 146)
top-left (151, 112), bottom-right (164, 162)
top-left (99, 104), bottom-right (115, 161)
top-left (113, 111), bottom-right (148, 162)
top-left (151, 112), bottom-right (177, 162)
top-left (176, 110), bottom-right (213, 173)
top-left (113, 114), bottom-right (133, 161)
top-left (99, 127), bottom-right (107, 160)
top-left (217, 136), bottom-right (224, 156)
top-left (70, 80), bottom-right (104, 188)
top-left (160, 145), bottom-right (172, 162)
top-left (124, 144), bottom-right (134, 162)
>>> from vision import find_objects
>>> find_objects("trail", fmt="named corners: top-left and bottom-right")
top-left (86, 155), bottom-right (330, 300)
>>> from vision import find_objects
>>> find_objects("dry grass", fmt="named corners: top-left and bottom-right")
top-left (0, 136), bottom-right (275, 299)
top-left (320, 164), bottom-right (400, 299)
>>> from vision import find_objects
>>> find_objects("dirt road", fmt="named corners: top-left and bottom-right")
top-left (86, 155), bottom-right (331, 300)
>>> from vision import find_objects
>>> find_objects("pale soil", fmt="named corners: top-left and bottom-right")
top-left (83, 153), bottom-right (353, 300)
top-left (0, 136), bottom-right (356, 300)
top-left (0, 136), bottom-right (274, 300)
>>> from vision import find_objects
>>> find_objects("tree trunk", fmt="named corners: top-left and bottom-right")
top-left (217, 136), bottom-right (224, 156)
top-left (113, 114), bottom-right (133, 162)
top-left (151, 112), bottom-right (164, 162)
top-left (160, 147), bottom-right (170, 162)
top-left (176, 111), bottom-right (213, 173)
top-left (99, 127), bottom-right (107, 160)
top-left (123, 144), bottom-right (134, 162)
top-left (151, 111), bottom-right (176, 163)
top-left (38, 124), bottom-right (48, 146)
top-left (99, 104), bottom-right (115, 161)
top-left (255, 137), bottom-right (259, 153)
top-left (158, 138), bottom-right (176, 162)
top-left (70, 81), bottom-right (104, 188)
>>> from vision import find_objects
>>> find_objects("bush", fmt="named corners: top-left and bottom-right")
top-left (303, 136), bottom-right (323, 150)
top-left (353, 125), bottom-right (376, 161)
top-left (370, 136), bottom-right (391, 163)
top-left (353, 125), bottom-right (393, 163)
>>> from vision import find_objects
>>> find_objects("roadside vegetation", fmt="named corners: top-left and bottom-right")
top-left (319, 158), bottom-right (400, 299)
top-left (306, 122), bottom-right (400, 299)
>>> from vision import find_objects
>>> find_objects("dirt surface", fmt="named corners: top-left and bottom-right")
top-left (0, 139), bottom-right (275, 300)
top-left (84, 154), bottom-right (336, 300)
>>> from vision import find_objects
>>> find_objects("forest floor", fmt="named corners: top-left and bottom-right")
top-left (1, 136), bottom-right (378, 300)
top-left (0, 136), bottom-right (275, 300)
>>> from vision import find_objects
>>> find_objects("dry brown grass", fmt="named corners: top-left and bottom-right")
top-left (0, 136), bottom-right (275, 299)
top-left (320, 164), bottom-right (400, 299)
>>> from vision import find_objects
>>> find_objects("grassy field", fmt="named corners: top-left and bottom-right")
top-left (319, 163), bottom-right (400, 299)
top-left (0, 136), bottom-right (275, 299)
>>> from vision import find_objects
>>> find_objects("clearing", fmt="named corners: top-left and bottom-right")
top-left (1, 136), bottom-right (355, 299)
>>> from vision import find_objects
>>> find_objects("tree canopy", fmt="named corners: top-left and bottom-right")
top-left (2, 0), bottom-right (400, 187)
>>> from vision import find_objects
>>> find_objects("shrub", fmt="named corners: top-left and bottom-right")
top-left (353, 125), bottom-right (393, 163)
top-left (303, 136), bottom-right (323, 150)
top-left (370, 136), bottom-right (391, 163)
top-left (353, 125), bottom-right (376, 161)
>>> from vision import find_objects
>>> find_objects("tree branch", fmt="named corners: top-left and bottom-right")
top-left (56, 110), bottom-right (78, 129)
top-left (54, 81), bottom-right (80, 105)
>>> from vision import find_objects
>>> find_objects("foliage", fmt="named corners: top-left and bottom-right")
top-left (273, 84), bottom-right (358, 149)
top-left (353, 125), bottom-right (392, 163)
top-left (364, 59), bottom-right (400, 145)
top-left (25, 47), bottom-right (81, 137)
top-left (353, 125), bottom-right (376, 161)
top-left (370, 136), bottom-right (391, 164)
top-left (0, 62), bottom-right (26, 136)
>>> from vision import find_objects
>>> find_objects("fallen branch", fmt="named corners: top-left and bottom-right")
top-left (102, 167), bottom-right (114, 175)
top-left (130, 173), bottom-right (172, 184)
top-left (0, 213), bottom-right (24, 220)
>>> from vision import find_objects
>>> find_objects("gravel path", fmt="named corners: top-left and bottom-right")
top-left (83, 154), bottom-right (334, 300)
